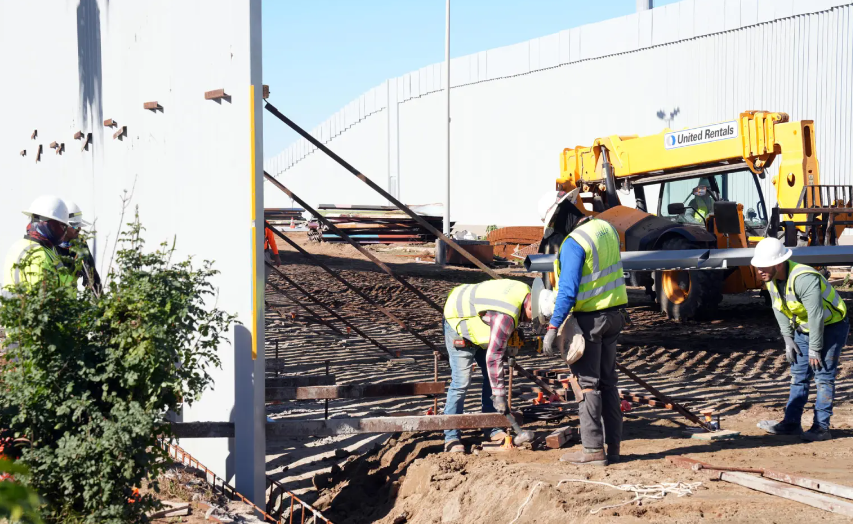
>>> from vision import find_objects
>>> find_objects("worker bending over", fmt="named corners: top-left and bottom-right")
top-left (441, 279), bottom-right (532, 453)
top-left (3, 195), bottom-right (73, 291)
top-left (540, 189), bottom-right (627, 466)
top-left (753, 238), bottom-right (848, 441)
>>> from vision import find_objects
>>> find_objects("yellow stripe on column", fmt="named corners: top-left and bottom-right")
top-left (250, 84), bottom-right (258, 359)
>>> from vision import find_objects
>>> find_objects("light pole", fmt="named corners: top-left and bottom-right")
top-left (437, 0), bottom-right (451, 265)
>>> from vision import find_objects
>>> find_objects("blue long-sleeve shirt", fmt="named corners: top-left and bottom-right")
top-left (549, 238), bottom-right (585, 328)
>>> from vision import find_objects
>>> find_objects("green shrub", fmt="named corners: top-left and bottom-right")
top-left (0, 212), bottom-right (236, 523)
top-left (0, 459), bottom-right (43, 523)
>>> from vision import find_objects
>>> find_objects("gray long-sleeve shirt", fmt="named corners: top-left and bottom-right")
top-left (772, 272), bottom-right (824, 353)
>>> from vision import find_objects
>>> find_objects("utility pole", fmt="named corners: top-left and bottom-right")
top-left (437, 0), bottom-right (451, 265)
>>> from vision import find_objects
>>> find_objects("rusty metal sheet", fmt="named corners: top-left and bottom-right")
top-left (265, 382), bottom-right (444, 401)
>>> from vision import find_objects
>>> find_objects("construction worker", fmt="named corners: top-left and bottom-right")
top-left (752, 237), bottom-right (848, 441)
top-left (539, 188), bottom-right (628, 466)
top-left (59, 200), bottom-right (101, 292)
top-left (264, 226), bottom-right (282, 284)
top-left (441, 279), bottom-right (532, 453)
top-left (684, 179), bottom-right (715, 224)
top-left (3, 195), bottom-right (72, 291)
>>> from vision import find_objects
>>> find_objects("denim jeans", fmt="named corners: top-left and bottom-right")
top-left (442, 320), bottom-right (499, 442)
top-left (782, 317), bottom-right (849, 431)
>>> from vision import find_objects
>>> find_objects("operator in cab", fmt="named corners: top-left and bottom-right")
top-left (537, 188), bottom-right (628, 466)
top-left (683, 178), bottom-right (715, 224)
top-left (752, 237), bottom-right (848, 442)
top-left (441, 279), bottom-right (533, 453)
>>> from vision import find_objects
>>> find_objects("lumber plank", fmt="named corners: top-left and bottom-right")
top-left (173, 413), bottom-right (521, 439)
top-left (265, 382), bottom-right (444, 401)
top-left (721, 472), bottom-right (853, 517)
top-left (545, 426), bottom-right (577, 449)
top-left (763, 470), bottom-right (853, 501)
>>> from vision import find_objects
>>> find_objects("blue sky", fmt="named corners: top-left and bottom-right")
top-left (262, 0), bottom-right (681, 156)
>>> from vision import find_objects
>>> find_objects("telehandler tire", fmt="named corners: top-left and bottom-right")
top-left (653, 237), bottom-right (723, 320)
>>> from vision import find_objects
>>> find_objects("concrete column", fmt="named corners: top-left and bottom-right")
top-left (234, 0), bottom-right (266, 507)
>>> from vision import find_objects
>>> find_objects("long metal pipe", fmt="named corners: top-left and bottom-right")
top-left (263, 103), bottom-right (502, 279)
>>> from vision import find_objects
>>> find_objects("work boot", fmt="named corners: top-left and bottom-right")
top-left (606, 443), bottom-right (620, 464)
top-left (757, 420), bottom-right (802, 435)
top-left (801, 427), bottom-right (832, 442)
top-left (560, 448), bottom-right (607, 466)
top-left (444, 440), bottom-right (465, 453)
top-left (489, 430), bottom-right (508, 442)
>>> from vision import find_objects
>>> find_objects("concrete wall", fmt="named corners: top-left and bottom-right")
top-left (0, 0), bottom-right (265, 503)
top-left (266, 0), bottom-right (853, 228)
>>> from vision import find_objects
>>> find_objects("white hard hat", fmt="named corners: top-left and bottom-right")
top-left (531, 277), bottom-right (556, 324)
top-left (23, 194), bottom-right (69, 225)
top-left (540, 188), bottom-right (580, 228)
top-left (65, 200), bottom-right (91, 227)
top-left (750, 237), bottom-right (792, 267)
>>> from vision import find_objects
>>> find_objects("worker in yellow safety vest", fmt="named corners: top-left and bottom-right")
top-left (2, 195), bottom-right (73, 293)
top-left (441, 279), bottom-right (532, 453)
top-left (536, 188), bottom-right (628, 466)
top-left (752, 238), bottom-right (848, 442)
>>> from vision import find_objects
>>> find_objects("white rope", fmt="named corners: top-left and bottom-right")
top-left (508, 481), bottom-right (543, 524)
top-left (556, 479), bottom-right (701, 515)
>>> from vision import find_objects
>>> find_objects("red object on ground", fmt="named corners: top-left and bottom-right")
top-left (621, 400), bottom-right (632, 412)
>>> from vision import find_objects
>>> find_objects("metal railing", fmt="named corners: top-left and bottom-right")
top-left (161, 441), bottom-right (333, 524)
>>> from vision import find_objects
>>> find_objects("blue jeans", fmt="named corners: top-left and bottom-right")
top-left (783, 317), bottom-right (849, 431)
top-left (442, 321), bottom-right (500, 442)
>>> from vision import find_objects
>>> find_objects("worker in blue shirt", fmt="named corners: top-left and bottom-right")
top-left (536, 189), bottom-right (628, 466)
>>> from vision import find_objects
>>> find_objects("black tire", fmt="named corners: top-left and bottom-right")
top-left (653, 237), bottom-right (723, 320)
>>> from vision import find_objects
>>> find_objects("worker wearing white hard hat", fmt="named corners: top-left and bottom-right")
top-left (752, 237), bottom-right (848, 442)
top-left (59, 200), bottom-right (101, 292)
top-left (2, 195), bottom-right (73, 290)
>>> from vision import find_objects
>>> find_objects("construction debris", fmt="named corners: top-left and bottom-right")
top-left (307, 204), bottom-right (447, 244)
top-left (486, 226), bottom-right (542, 259)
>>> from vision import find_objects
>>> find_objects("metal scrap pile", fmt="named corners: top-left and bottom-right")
top-left (308, 204), bottom-right (448, 244)
top-left (486, 226), bottom-right (542, 259)
top-left (264, 208), bottom-right (306, 228)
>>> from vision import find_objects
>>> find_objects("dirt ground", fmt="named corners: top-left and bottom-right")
top-left (263, 233), bottom-right (853, 523)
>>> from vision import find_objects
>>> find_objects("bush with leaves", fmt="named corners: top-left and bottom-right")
top-left (0, 212), bottom-right (236, 523)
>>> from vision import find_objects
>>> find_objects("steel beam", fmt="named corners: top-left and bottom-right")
top-left (265, 382), bottom-right (444, 401)
top-left (173, 413), bottom-right (521, 439)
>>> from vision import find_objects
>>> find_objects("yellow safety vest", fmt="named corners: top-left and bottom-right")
top-left (443, 280), bottom-right (530, 348)
top-left (766, 261), bottom-right (847, 332)
top-left (553, 219), bottom-right (628, 313)
top-left (2, 238), bottom-right (68, 291)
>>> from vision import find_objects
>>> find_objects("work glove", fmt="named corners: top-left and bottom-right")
top-left (543, 327), bottom-right (558, 357)
top-left (491, 394), bottom-right (508, 415)
top-left (783, 336), bottom-right (801, 364)
top-left (809, 350), bottom-right (824, 372)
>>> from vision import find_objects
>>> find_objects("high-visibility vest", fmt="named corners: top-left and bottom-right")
top-left (766, 261), bottom-right (847, 332)
top-left (553, 219), bottom-right (628, 313)
top-left (3, 238), bottom-right (66, 290)
top-left (443, 280), bottom-right (530, 348)
top-left (693, 195), bottom-right (713, 220)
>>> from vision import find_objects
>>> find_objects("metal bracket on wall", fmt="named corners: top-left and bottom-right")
top-left (143, 101), bottom-right (162, 111)
top-left (204, 89), bottom-right (229, 101)
top-left (112, 126), bottom-right (126, 140)
top-left (103, 118), bottom-right (117, 127)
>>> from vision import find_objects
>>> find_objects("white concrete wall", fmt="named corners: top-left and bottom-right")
top-left (266, 0), bottom-right (853, 228)
top-left (0, 0), bottom-right (265, 502)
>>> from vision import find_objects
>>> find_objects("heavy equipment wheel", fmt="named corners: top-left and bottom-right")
top-left (653, 238), bottom-right (723, 320)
